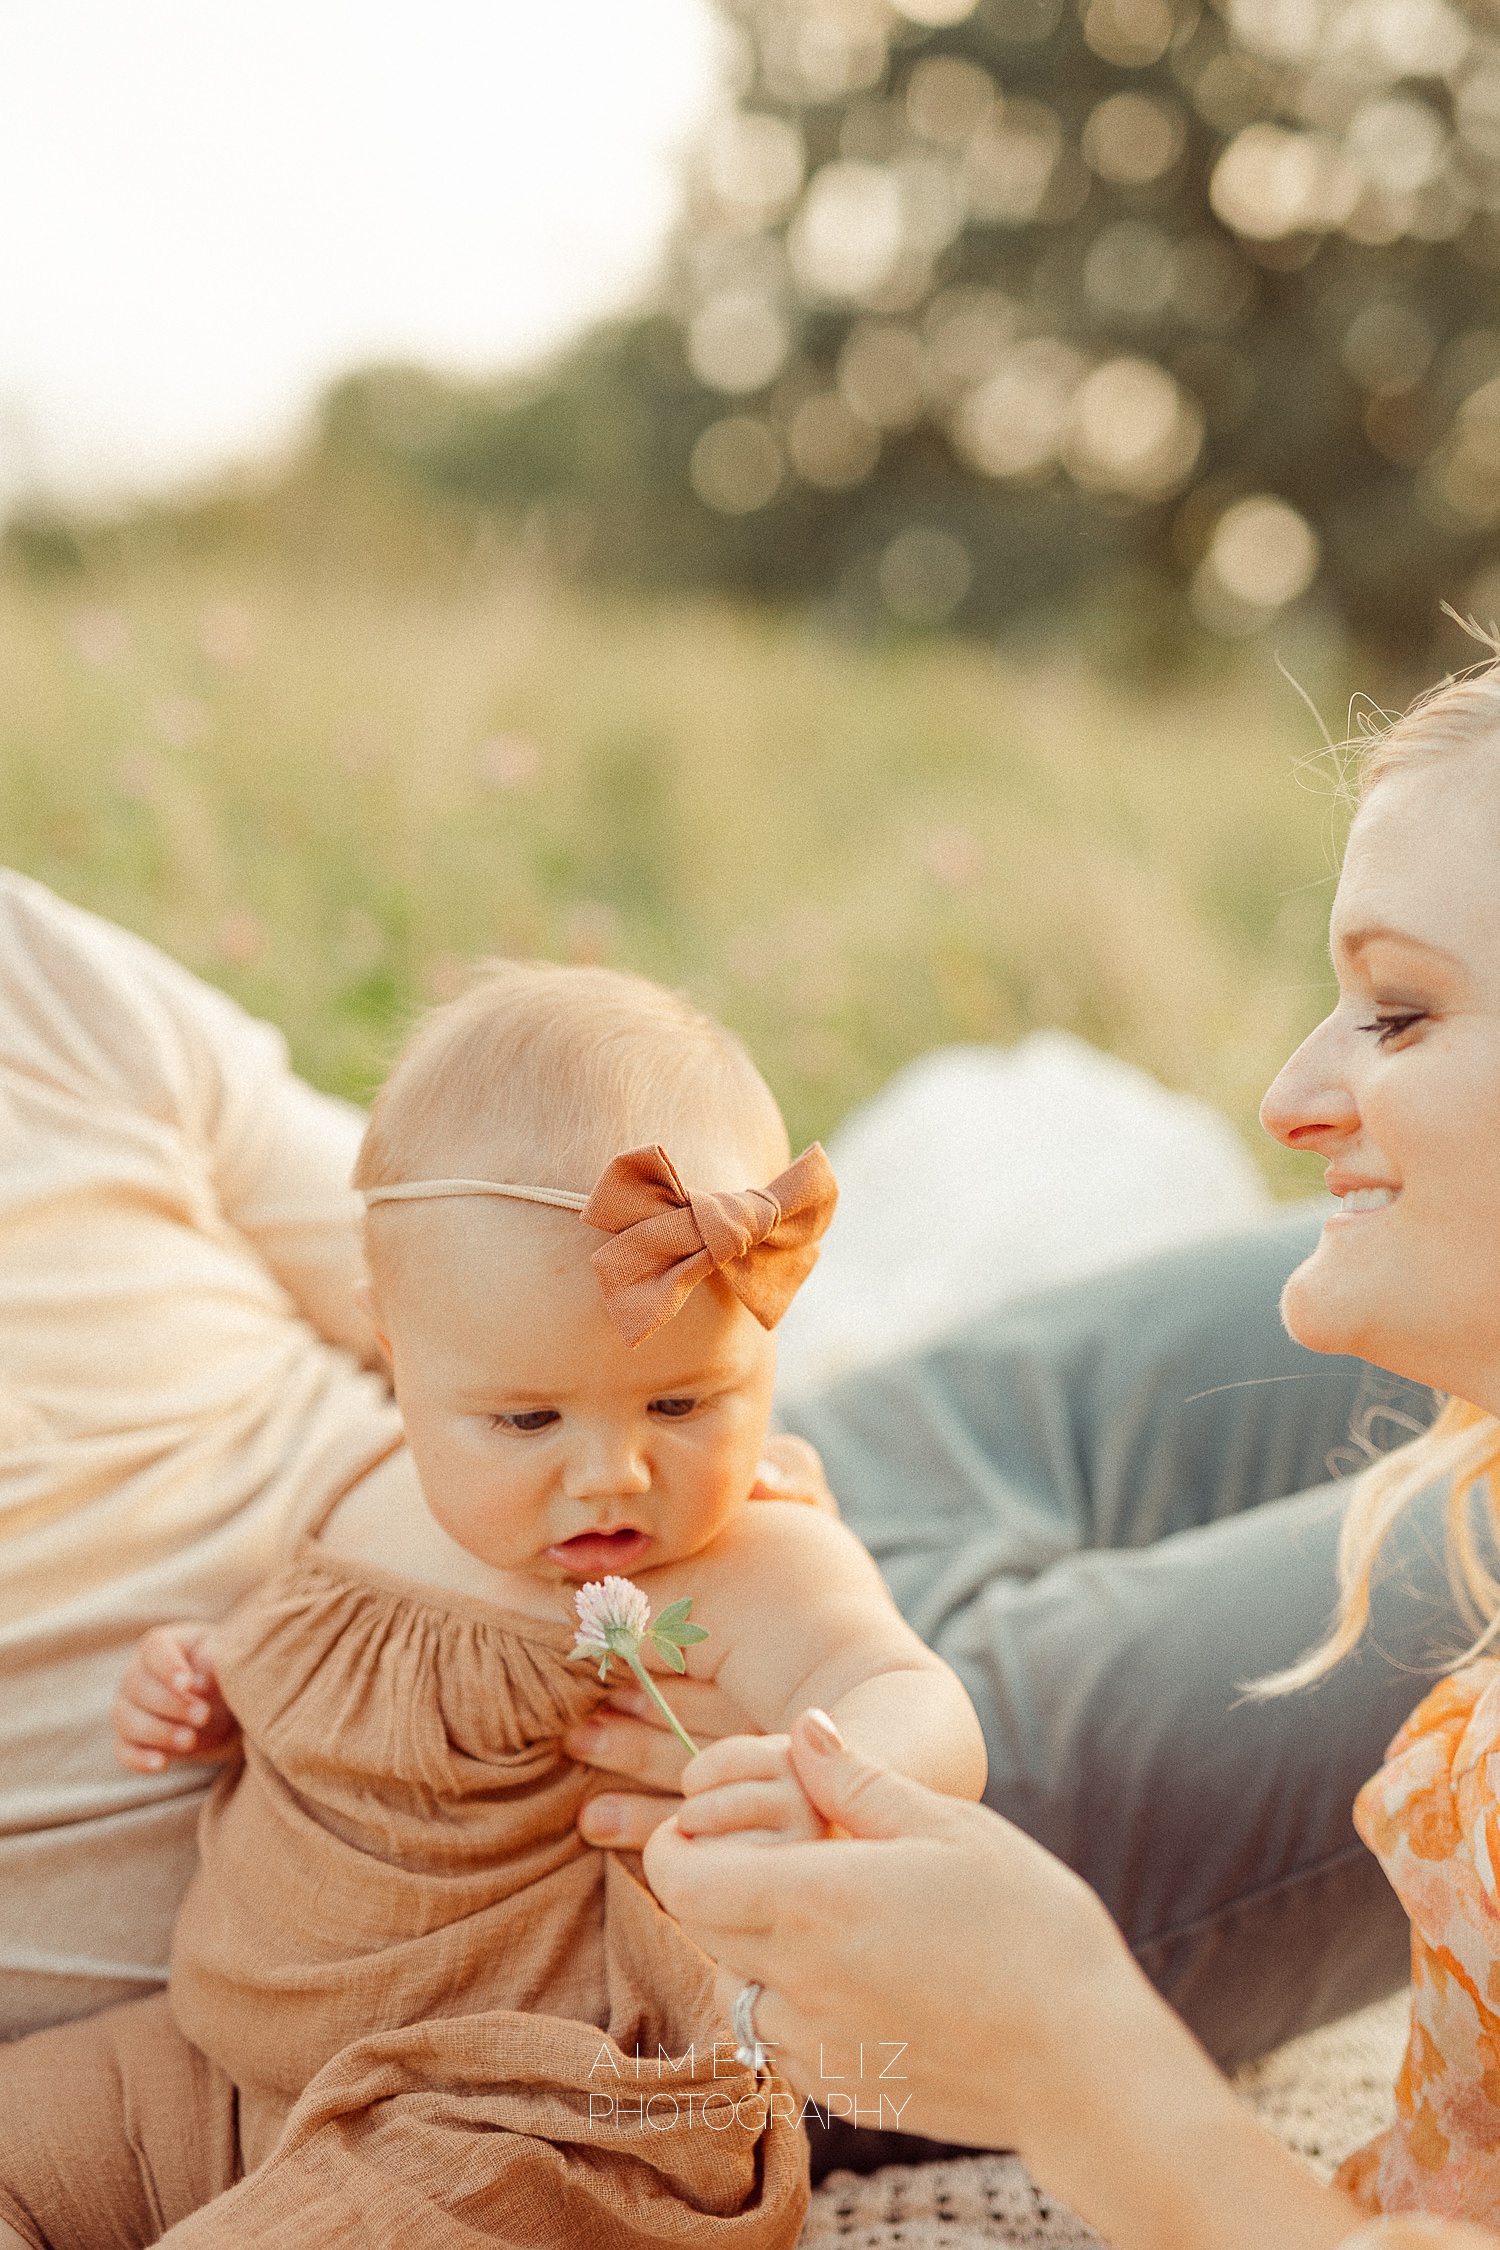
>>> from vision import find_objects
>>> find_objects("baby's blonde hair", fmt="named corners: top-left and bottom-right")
top-left (1259, 641), bottom-right (1500, 1694)
top-left (354, 960), bottom-right (789, 1201)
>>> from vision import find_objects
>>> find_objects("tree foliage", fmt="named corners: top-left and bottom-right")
top-left (316, 0), bottom-right (1500, 659)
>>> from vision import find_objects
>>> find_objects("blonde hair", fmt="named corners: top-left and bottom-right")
top-left (1260, 638), bottom-right (1500, 1694)
top-left (354, 960), bottom-right (789, 1200)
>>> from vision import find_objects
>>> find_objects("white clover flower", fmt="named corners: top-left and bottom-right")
top-left (571, 1575), bottom-right (653, 1667)
top-left (567, 1576), bottom-right (708, 1756)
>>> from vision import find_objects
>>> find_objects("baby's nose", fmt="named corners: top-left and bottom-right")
top-left (562, 1431), bottom-right (651, 1501)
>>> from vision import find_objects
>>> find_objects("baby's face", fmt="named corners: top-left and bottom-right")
top-left (368, 1198), bottom-right (778, 1585)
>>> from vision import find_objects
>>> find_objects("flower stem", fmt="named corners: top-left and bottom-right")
top-left (622, 1649), bottom-right (698, 1758)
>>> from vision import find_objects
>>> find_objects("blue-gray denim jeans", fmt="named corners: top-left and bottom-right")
top-left (783, 1210), bottom-right (1451, 2074)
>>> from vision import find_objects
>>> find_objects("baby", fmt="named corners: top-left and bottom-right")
top-left (0, 962), bottom-right (985, 2250)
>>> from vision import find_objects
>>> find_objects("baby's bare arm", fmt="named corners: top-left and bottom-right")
top-left (706, 1504), bottom-right (987, 1804)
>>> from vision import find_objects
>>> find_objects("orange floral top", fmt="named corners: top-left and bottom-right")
top-left (1333, 1661), bottom-right (1500, 2248)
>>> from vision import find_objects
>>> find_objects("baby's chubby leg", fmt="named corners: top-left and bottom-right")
top-left (0, 1992), bottom-right (237, 2250)
top-left (675, 1719), bottom-right (843, 1845)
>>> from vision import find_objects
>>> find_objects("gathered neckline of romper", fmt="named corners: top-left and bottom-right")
top-left (289, 1536), bottom-right (580, 1654)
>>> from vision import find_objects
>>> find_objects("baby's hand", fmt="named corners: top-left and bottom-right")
top-left (112, 1625), bottom-right (239, 1774)
top-left (675, 1731), bottom-right (829, 1845)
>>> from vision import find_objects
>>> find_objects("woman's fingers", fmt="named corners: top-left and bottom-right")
top-left (675, 1779), bottom-right (806, 1837)
top-left (600, 1676), bottom-right (756, 1735)
top-left (565, 1710), bottom-right (695, 1795)
top-left (707, 1970), bottom-right (863, 2107)
top-left (787, 1708), bottom-right (964, 1842)
top-left (575, 1792), bottom-right (678, 1850)
top-left (643, 1820), bottom-right (804, 1943)
top-left (750, 1433), bottom-right (839, 1516)
top-left (679, 1732), bottom-right (790, 1795)
top-left (567, 1684), bottom-right (769, 1848)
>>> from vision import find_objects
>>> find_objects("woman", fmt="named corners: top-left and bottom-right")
top-left (644, 659), bottom-right (1500, 2249)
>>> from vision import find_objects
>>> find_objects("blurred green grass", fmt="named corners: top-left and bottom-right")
top-left (0, 531), bottom-right (1352, 1194)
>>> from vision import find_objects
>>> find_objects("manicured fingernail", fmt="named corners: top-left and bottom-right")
top-left (175, 1728), bottom-right (195, 1750)
top-left (581, 1802), bottom-right (619, 1842)
top-left (803, 1709), bottom-right (845, 1754)
top-left (173, 1672), bottom-right (193, 1691)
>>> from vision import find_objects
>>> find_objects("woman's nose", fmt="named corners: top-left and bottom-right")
top-left (1259, 1020), bottom-right (1360, 1152)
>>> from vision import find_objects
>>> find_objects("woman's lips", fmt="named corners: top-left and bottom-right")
top-left (545, 1527), bottom-right (653, 1575)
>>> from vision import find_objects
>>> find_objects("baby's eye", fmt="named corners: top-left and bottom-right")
top-left (1359, 1011), bottom-right (1426, 1047)
top-left (649, 1397), bottom-right (697, 1420)
top-left (491, 1409), bottom-right (560, 1433)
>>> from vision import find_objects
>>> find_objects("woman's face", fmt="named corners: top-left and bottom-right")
top-left (1261, 749), bottom-right (1500, 1409)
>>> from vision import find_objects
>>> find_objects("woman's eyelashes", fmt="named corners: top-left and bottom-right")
top-left (1359, 1009), bottom-right (1428, 1047)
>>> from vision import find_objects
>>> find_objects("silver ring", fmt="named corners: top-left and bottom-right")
top-left (732, 1980), bottom-right (767, 2072)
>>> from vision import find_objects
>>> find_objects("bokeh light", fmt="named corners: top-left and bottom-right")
top-left (838, 320), bottom-right (928, 426)
top-left (1081, 92), bottom-right (1186, 186)
top-left (878, 524), bottom-right (973, 619)
top-left (705, 112), bottom-right (806, 224)
top-left (1340, 302), bottom-right (1435, 396)
top-left (787, 390), bottom-right (882, 485)
top-left (894, 0), bottom-right (981, 24)
top-left (788, 160), bottom-right (905, 296)
top-left (690, 414), bottom-right (784, 511)
top-left (906, 54), bottom-right (995, 142)
top-left (689, 292), bottom-right (791, 391)
top-left (1192, 494), bottom-right (1320, 631)
top-left (1081, 0), bottom-right (1176, 69)
top-left (1064, 357), bottom-right (1203, 499)
top-left (952, 337), bottom-right (1089, 477)
top-left (964, 101), bottom-right (1063, 222)
top-left (1084, 220), bottom-right (1176, 323)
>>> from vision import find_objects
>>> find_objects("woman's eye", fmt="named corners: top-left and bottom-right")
top-left (649, 1397), bottom-right (697, 1420)
top-left (492, 1409), bottom-right (559, 1433)
top-left (1359, 1011), bottom-right (1425, 1047)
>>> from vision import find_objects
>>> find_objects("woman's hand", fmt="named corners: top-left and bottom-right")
top-left (646, 1705), bottom-right (1118, 2150)
top-left (645, 1712), bottom-right (1366, 2250)
top-left (113, 1624), bottom-right (239, 1773)
top-left (749, 1434), bottom-right (839, 1516)
top-left (676, 1732), bottom-right (828, 1844)
top-left (564, 1677), bottom-right (760, 1848)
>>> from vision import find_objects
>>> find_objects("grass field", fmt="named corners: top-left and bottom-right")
top-left (0, 515), bottom-right (1365, 1194)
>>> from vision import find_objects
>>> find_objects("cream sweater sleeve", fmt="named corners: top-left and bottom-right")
top-left (0, 871), bottom-right (381, 1365)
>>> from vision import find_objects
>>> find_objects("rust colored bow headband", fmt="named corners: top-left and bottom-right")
top-left (363, 1143), bottom-right (837, 1345)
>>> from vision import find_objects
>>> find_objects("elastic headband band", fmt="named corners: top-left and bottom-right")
top-left (362, 1178), bottom-right (589, 1213)
top-left (361, 1143), bottom-right (838, 1345)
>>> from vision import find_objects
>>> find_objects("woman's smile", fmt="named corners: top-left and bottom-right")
top-left (1326, 1182), bottom-right (1400, 1217)
top-left (1261, 747), bottom-right (1500, 1407)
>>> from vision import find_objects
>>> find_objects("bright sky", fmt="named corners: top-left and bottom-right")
top-left (0, 0), bottom-right (720, 503)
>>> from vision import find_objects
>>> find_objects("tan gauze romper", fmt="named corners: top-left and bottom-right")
top-left (0, 1543), bottom-right (808, 2250)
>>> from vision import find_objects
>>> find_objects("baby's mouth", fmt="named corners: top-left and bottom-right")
top-left (545, 1526), bottom-right (653, 1575)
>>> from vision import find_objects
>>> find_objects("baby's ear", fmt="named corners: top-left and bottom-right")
top-left (353, 1277), bottom-right (393, 1366)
